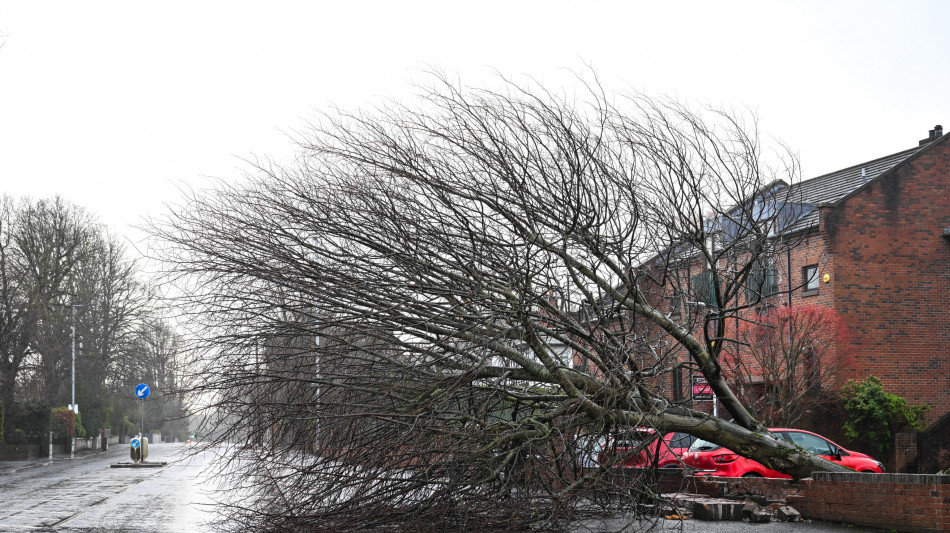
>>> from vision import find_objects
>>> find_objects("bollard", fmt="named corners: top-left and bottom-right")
top-left (130, 436), bottom-right (150, 462)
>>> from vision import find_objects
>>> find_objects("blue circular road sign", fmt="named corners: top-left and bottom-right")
top-left (130, 438), bottom-right (141, 449)
top-left (135, 383), bottom-right (150, 399)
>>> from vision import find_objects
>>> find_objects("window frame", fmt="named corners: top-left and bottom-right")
top-left (692, 271), bottom-right (716, 306)
top-left (803, 264), bottom-right (819, 293)
top-left (745, 259), bottom-right (778, 303)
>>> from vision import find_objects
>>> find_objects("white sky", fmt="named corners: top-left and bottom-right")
top-left (2, 1), bottom-right (949, 253)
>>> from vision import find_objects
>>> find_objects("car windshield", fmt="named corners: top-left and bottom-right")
top-left (784, 431), bottom-right (835, 455)
top-left (688, 438), bottom-right (723, 452)
top-left (575, 435), bottom-right (608, 449)
top-left (607, 430), bottom-right (654, 448)
top-left (667, 432), bottom-right (697, 449)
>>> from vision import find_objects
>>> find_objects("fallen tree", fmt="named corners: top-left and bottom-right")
top-left (153, 73), bottom-right (848, 532)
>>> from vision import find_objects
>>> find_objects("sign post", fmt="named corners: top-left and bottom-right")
top-left (110, 385), bottom-right (165, 468)
top-left (135, 383), bottom-right (150, 442)
top-left (691, 375), bottom-right (717, 416)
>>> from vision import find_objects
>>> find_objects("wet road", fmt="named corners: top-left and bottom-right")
top-left (0, 443), bottom-right (217, 532)
top-left (1, 445), bottom-right (883, 533)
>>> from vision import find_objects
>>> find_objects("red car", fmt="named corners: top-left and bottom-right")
top-left (597, 429), bottom-right (696, 469)
top-left (681, 428), bottom-right (884, 478)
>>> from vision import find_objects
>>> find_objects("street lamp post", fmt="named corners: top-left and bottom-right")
top-left (69, 304), bottom-right (82, 455)
top-left (71, 304), bottom-right (83, 415)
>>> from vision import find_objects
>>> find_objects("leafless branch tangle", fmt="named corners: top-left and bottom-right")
top-left (151, 73), bottom-right (846, 532)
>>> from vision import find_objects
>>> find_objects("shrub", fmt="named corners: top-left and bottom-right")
top-left (8, 429), bottom-right (27, 445)
top-left (120, 416), bottom-right (138, 437)
top-left (840, 376), bottom-right (928, 455)
top-left (75, 411), bottom-right (87, 438)
top-left (16, 401), bottom-right (51, 435)
top-left (50, 408), bottom-right (77, 438)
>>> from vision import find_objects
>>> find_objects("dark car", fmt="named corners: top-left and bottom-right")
top-left (681, 428), bottom-right (884, 478)
top-left (597, 429), bottom-right (696, 469)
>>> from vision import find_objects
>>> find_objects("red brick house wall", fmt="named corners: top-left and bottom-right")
top-left (677, 136), bottom-right (950, 428)
top-left (820, 137), bottom-right (950, 423)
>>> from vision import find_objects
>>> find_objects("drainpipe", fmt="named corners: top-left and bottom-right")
top-left (787, 247), bottom-right (794, 356)
top-left (787, 247), bottom-right (792, 308)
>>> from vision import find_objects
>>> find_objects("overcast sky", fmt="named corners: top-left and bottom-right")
top-left (2, 1), bottom-right (948, 252)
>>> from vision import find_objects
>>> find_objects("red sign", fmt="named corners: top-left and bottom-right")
top-left (692, 376), bottom-right (713, 401)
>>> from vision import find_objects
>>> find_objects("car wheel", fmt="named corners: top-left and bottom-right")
top-left (741, 472), bottom-right (763, 478)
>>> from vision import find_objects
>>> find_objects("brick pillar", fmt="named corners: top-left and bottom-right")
top-left (893, 431), bottom-right (918, 473)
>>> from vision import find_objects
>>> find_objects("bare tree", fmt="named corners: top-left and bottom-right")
top-left (0, 197), bottom-right (94, 436)
top-left (131, 319), bottom-right (189, 438)
top-left (725, 306), bottom-right (850, 428)
top-left (1, 196), bottom-right (179, 443)
top-left (70, 233), bottom-right (155, 433)
top-left (21, 231), bottom-right (148, 407)
top-left (153, 74), bottom-right (849, 531)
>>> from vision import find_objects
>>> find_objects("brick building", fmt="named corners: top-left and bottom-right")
top-left (810, 125), bottom-right (950, 423)
top-left (678, 125), bottom-right (950, 427)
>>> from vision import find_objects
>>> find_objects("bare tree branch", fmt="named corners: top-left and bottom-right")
top-left (152, 73), bottom-right (846, 532)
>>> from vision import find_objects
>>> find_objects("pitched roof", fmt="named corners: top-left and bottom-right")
top-left (781, 145), bottom-right (925, 234)
top-left (638, 131), bottom-right (944, 267)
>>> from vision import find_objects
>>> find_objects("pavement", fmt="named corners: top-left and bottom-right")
top-left (0, 446), bottom-right (120, 476)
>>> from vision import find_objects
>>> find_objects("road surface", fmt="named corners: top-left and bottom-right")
top-left (0, 443), bottom-right (217, 532)
top-left (0, 444), bottom-right (883, 532)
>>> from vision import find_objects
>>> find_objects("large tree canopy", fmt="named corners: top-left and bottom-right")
top-left (154, 75), bottom-right (847, 532)
top-left (0, 196), bottom-right (186, 443)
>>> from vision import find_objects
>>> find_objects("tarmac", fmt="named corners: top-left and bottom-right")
top-left (1, 450), bottom-right (885, 532)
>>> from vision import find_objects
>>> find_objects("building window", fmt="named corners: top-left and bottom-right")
top-left (692, 271), bottom-right (716, 306)
top-left (745, 259), bottom-right (777, 303)
top-left (803, 264), bottom-right (819, 292)
top-left (668, 289), bottom-right (683, 318)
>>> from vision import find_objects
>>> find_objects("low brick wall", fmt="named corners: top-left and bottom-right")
top-left (657, 473), bottom-right (806, 501)
top-left (656, 472), bottom-right (950, 533)
top-left (0, 444), bottom-right (41, 460)
top-left (793, 472), bottom-right (950, 533)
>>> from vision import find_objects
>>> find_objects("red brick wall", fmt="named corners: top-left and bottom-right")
top-left (821, 138), bottom-right (950, 423)
top-left (660, 472), bottom-right (950, 532)
top-left (794, 472), bottom-right (950, 533)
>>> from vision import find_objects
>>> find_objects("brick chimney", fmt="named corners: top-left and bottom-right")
top-left (919, 124), bottom-right (944, 146)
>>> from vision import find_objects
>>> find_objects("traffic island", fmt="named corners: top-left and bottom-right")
top-left (109, 434), bottom-right (164, 468)
top-left (110, 461), bottom-right (166, 468)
